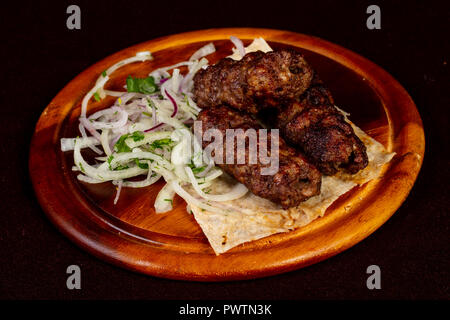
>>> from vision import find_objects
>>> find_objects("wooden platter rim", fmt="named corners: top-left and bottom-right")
top-left (29, 28), bottom-right (425, 281)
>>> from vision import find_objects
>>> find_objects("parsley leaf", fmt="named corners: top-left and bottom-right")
top-left (114, 131), bottom-right (144, 153)
top-left (192, 166), bottom-right (206, 174)
top-left (130, 131), bottom-right (144, 142)
top-left (114, 134), bottom-right (132, 153)
top-left (126, 75), bottom-right (158, 94)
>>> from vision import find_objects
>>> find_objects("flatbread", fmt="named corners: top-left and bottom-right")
top-left (188, 119), bottom-right (395, 254)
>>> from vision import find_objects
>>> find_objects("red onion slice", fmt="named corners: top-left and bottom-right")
top-left (78, 121), bottom-right (103, 155)
top-left (164, 89), bottom-right (178, 117)
top-left (144, 123), bottom-right (164, 133)
top-left (79, 117), bottom-right (102, 141)
top-left (159, 77), bottom-right (170, 85)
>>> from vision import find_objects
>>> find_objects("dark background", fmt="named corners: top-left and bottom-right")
top-left (0, 0), bottom-right (448, 300)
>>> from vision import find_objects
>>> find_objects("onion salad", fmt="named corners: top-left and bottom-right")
top-left (60, 40), bottom-right (250, 213)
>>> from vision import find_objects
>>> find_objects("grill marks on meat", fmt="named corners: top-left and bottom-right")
top-left (197, 106), bottom-right (321, 209)
top-left (277, 73), bottom-right (368, 175)
top-left (193, 50), bottom-right (314, 114)
top-left (193, 49), bottom-right (368, 175)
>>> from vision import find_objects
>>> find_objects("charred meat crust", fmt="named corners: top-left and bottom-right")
top-left (193, 49), bottom-right (314, 114)
top-left (197, 106), bottom-right (322, 209)
top-left (277, 72), bottom-right (368, 175)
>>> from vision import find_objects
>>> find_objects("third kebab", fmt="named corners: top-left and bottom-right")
top-left (193, 49), bottom-right (368, 175)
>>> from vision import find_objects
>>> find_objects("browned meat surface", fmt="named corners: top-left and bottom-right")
top-left (193, 49), bottom-right (368, 175)
top-left (193, 49), bottom-right (314, 114)
top-left (197, 106), bottom-right (321, 208)
top-left (276, 73), bottom-right (368, 174)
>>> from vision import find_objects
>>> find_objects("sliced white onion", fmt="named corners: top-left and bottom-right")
top-left (124, 130), bottom-right (172, 149)
top-left (108, 151), bottom-right (173, 171)
top-left (230, 36), bottom-right (245, 59)
top-left (60, 137), bottom-right (99, 152)
top-left (89, 106), bottom-right (128, 130)
top-left (171, 68), bottom-right (181, 93)
top-left (78, 122), bottom-right (103, 155)
top-left (81, 76), bottom-right (109, 118)
top-left (113, 180), bottom-right (123, 205)
top-left (102, 52), bottom-right (153, 80)
top-left (189, 43), bottom-right (215, 61)
top-left (170, 128), bottom-right (192, 166)
top-left (154, 183), bottom-right (175, 213)
top-left (109, 159), bottom-right (161, 188)
top-left (100, 129), bottom-right (112, 156)
top-left (180, 58), bottom-right (209, 93)
top-left (103, 90), bottom-right (125, 97)
top-left (201, 168), bottom-right (223, 182)
top-left (185, 167), bottom-right (248, 202)
top-left (79, 117), bottom-right (101, 139)
top-left (170, 181), bottom-right (228, 214)
top-left (73, 139), bottom-right (147, 181)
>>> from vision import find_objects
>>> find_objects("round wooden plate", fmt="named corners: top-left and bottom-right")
top-left (29, 28), bottom-right (424, 281)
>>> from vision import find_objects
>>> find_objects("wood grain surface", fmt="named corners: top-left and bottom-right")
top-left (28, 28), bottom-right (425, 281)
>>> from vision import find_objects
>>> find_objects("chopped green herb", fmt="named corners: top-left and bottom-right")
top-left (126, 75), bottom-right (158, 94)
top-left (150, 138), bottom-right (173, 149)
top-left (107, 155), bottom-right (114, 170)
top-left (142, 111), bottom-right (152, 117)
top-left (130, 131), bottom-right (145, 142)
top-left (164, 199), bottom-right (173, 205)
top-left (134, 159), bottom-right (149, 169)
top-left (187, 158), bottom-right (206, 175)
top-left (182, 93), bottom-right (191, 107)
top-left (146, 98), bottom-right (156, 109)
top-left (113, 131), bottom-right (145, 153)
top-left (114, 134), bottom-right (132, 153)
top-left (192, 166), bottom-right (206, 174)
top-left (101, 70), bottom-right (107, 77)
top-left (78, 162), bottom-right (85, 173)
top-left (113, 164), bottom-right (129, 171)
top-left (93, 92), bottom-right (101, 102)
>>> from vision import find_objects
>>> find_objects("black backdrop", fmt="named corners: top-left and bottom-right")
top-left (0, 0), bottom-right (448, 300)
